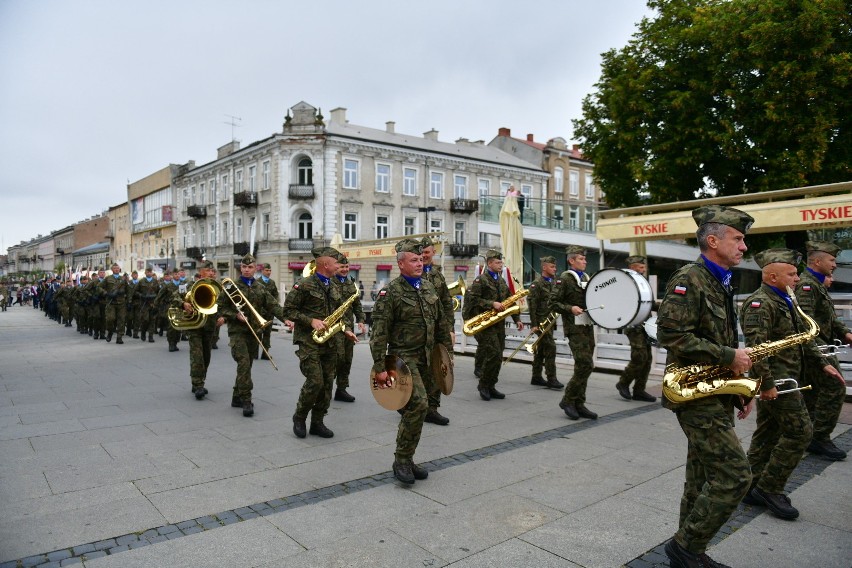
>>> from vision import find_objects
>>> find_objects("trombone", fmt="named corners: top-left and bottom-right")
top-left (503, 312), bottom-right (558, 365)
top-left (220, 277), bottom-right (278, 370)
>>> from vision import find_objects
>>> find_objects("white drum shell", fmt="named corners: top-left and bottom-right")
top-left (584, 269), bottom-right (653, 330)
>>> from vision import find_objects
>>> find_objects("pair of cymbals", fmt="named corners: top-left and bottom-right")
top-left (370, 346), bottom-right (455, 410)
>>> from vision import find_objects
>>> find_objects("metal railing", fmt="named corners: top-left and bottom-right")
top-left (478, 196), bottom-right (599, 234)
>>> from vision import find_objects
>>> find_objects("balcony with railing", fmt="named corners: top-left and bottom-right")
top-left (186, 247), bottom-right (204, 259)
top-left (233, 242), bottom-right (251, 256)
top-left (288, 184), bottom-right (315, 199)
top-left (186, 205), bottom-right (207, 218)
top-left (450, 199), bottom-right (479, 214)
top-left (448, 243), bottom-right (479, 257)
top-left (288, 238), bottom-right (315, 251)
top-left (478, 196), bottom-right (598, 234)
top-left (234, 192), bottom-right (257, 207)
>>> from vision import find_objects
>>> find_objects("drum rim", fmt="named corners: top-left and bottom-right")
top-left (585, 268), bottom-right (649, 330)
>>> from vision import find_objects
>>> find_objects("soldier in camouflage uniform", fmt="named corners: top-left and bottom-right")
top-left (159, 272), bottom-right (183, 351)
top-left (332, 256), bottom-right (366, 403)
top-left (57, 279), bottom-right (75, 327)
top-left (418, 236), bottom-right (455, 423)
top-left (283, 247), bottom-right (353, 437)
top-left (551, 246), bottom-right (597, 420)
top-left (372, 239), bottom-right (453, 484)
top-left (99, 263), bottom-right (128, 344)
top-left (796, 240), bottom-right (851, 461)
top-left (219, 254), bottom-right (288, 417)
top-left (125, 270), bottom-right (139, 338)
top-left (657, 205), bottom-right (755, 568)
top-left (74, 276), bottom-right (89, 333)
top-left (616, 256), bottom-right (657, 403)
top-left (156, 271), bottom-right (173, 338)
top-left (463, 250), bottom-right (524, 401)
top-left (87, 268), bottom-right (106, 340)
top-left (527, 256), bottom-right (563, 390)
top-left (135, 267), bottom-right (159, 343)
top-left (257, 264), bottom-right (280, 361)
top-left (0, 282), bottom-right (7, 311)
top-left (740, 249), bottom-right (842, 520)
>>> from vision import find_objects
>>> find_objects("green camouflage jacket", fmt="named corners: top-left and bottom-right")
top-left (528, 275), bottom-right (556, 329)
top-left (423, 265), bottom-right (455, 329)
top-left (219, 277), bottom-right (284, 338)
top-left (462, 271), bottom-right (520, 324)
top-left (282, 274), bottom-right (345, 345)
top-left (334, 275), bottom-right (366, 326)
top-left (795, 269), bottom-right (851, 346)
top-left (99, 273), bottom-right (128, 303)
top-left (550, 270), bottom-right (589, 333)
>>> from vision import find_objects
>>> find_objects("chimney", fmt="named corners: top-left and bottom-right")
top-left (330, 107), bottom-right (347, 124)
top-left (424, 128), bottom-right (439, 141)
top-left (386, 121), bottom-right (395, 134)
top-left (573, 144), bottom-right (581, 151)
top-left (498, 127), bottom-right (511, 137)
top-left (456, 137), bottom-right (470, 145)
top-left (527, 134), bottom-right (535, 142)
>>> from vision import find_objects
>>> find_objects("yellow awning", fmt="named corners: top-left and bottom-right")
top-left (338, 232), bottom-right (444, 260)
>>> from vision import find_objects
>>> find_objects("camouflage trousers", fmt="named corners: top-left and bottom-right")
top-left (531, 331), bottom-right (557, 380)
top-left (335, 337), bottom-right (355, 390)
top-left (104, 301), bottom-right (126, 335)
top-left (294, 341), bottom-right (338, 424)
top-left (475, 326), bottom-right (505, 389)
top-left (137, 305), bottom-right (157, 336)
top-left (674, 397), bottom-right (751, 554)
top-left (125, 303), bottom-right (136, 333)
top-left (229, 332), bottom-right (260, 402)
top-left (89, 305), bottom-right (105, 335)
top-left (803, 356), bottom-right (846, 443)
top-left (561, 326), bottom-right (595, 406)
top-left (748, 393), bottom-right (812, 494)
top-left (60, 304), bottom-right (72, 324)
top-left (396, 351), bottom-right (428, 463)
top-left (261, 324), bottom-right (272, 352)
top-left (189, 329), bottom-right (215, 388)
top-left (619, 326), bottom-right (651, 391)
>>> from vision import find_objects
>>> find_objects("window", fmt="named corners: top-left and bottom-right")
top-left (221, 174), bottom-right (229, 200)
top-left (199, 224), bottom-right (206, 247)
top-left (209, 222), bottom-right (215, 247)
top-left (209, 180), bottom-right (216, 204)
top-left (403, 168), bottom-right (417, 196)
top-left (262, 161), bottom-right (270, 189)
top-left (453, 175), bottom-right (467, 199)
top-left (520, 184), bottom-right (532, 208)
top-left (568, 205), bottom-right (579, 230)
top-left (236, 218), bottom-right (243, 242)
top-left (584, 209), bottom-right (595, 232)
top-left (430, 172), bottom-right (444, 199)
top-left (222, 221), bottom-right (229, 244)
top-left (404, 216), bottom-right (416, 236)
top-left (430, 218), bottom-right (443, 233)
top-left (343, 213), bottom-right (358, 240)
top-left (569, 170), bottom-right (579, 196)
top-left (236, 170), bottom-right (244, 193)
top-left (376, 163), bottom-right (390, 193)
top-left (343, 159), bottom-right (359, 189)
top-left (554, 167), bottom-right (564, 193)
top-left (478, 178), bottom-right (490, 198)
top-left (585, 173), bottom-right (595, 199)
top-left (454, 221), bottom-right (465, 244)
top-left (376, 215), bottom-right (389, 239)
top-left (199, 183), bottom-right (206, 205)
top-left (298, 158), bottom-right (313, 185)
top-left (262, 213), bottom-right (270, 240)
top-left (500, 181), bottom-right (512, 195)
top-left (190, 186), bottom-right (196, 206)
top-left (297, 213), bottom-right (312, 239)
top-left (553, 205), bottom-right (564, 228)
top-left (248, 165), bottom-right (257, 192)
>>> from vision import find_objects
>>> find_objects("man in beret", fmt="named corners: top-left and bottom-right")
top-left (796, 241), bottom-right (851, 461)
top-left (616, 256), bottom-right (657, 403)
top-left (463, 249), bottom-right (524, 401)
top-left (657, 205), bottom-right (755, 568)
top-left (551, 245), bottom-right (597, 419)
top-left (527, 256), bottom-right (563, 389)
top-left (372, 238), bottom-right (453, 483)
top-left (135, 266), bottom-right (159, 343)
top-left (257, 264), bottom-right (280, 361)
top-left (740, 249), bottom-right (841, 519)
top-left (332, 255), bottom-right (366, 403)
top-left (284, 247), bottom-right (356, 435)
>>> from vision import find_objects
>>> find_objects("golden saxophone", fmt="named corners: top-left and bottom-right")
top-left (313, 289), bottom-right (360, 344)
top-left (662, 287), bottom-right (819, 403)
top-left (463, 289), bottom-right (529, 336)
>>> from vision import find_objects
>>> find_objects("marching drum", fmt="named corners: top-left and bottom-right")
top-left (584, 268), bottom-right (653, 330)
top-left (643, 315), bottom-right (658, 344)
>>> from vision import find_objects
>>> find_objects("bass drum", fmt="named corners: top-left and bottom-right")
top-left (584, 268), bottom-right (653, 330)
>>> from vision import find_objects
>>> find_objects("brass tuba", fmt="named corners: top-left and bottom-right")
top-left (662, 287), bottom-right (819, 403)
top-left (463, 289), bottom-right (529, 336)
top-left (167, 278), bottom-right (221, 331)
top-left (313, 289), bottom-right (360, 344)
top-left (446, 276), bottom-right (466, 311)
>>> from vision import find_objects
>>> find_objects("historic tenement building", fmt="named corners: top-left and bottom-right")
top-left (128, 165), bottom-right (180, 273)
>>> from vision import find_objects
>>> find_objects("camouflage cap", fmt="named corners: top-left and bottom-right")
top-left (311, 246), bottom-right (341, 260)
top-left (145, 265), bottom-right (153, 271)
top-left (805, 240), bottom-right (841, 258)
top-left (200, 260), bottom-right (215, 269)
top-left (540, 256), bottom-right (556, 265)
top-left (395, 238), bottom-right (423, 254)
top-left (565, 245), bottom-right (586, 256)
top-left (485, 249), bottom-right (503, 261)
top-left (240, 253), bottom-right (256, 265)
top-left (338, 255), bottom-right (349, 265)
top-left (692, 205), bottom-right (754, 234)
top-left (420, 236), bottom-right (436, 249)
top-left (625, 255), bottom-right (646, 265)
top-left (754, 248), bottom-right (802, 268)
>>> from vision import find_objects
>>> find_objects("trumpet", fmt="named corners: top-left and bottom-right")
top-left (446, 276), bottom-right (466, 311)
top-left (818, 339), bottom-right (848, 357)
top-left (167, 279), bottom-right (221, 331)
top-left (769, 378), bottom-right (813, 397)
top-left (220, 278), bottom-right (277, 369)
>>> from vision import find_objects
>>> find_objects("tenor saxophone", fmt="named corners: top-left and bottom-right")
top-left (662, 287), bottom-right (819, 403)
top-left (463, 289), bottom-right (529, 336)
top-left (312, 289), bottom-right (361, 344)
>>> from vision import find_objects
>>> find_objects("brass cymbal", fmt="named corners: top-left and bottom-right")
top-left (370, 355), bottom-right (413, 411)
top-left (431, 343), bottom-right (454, 395)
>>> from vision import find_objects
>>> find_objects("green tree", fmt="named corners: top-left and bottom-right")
top-left (574, 0), bottom-right (852, 208)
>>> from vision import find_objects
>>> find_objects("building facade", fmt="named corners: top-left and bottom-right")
top-left (128, 165), bottom-right (180, 274)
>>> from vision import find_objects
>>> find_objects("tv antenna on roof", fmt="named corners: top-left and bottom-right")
top-left (223, 114), bottom-right (242, 141)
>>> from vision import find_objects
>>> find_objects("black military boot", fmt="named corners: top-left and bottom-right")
top-left (148, 333), bottom-right (155, 343)
top-left (334, 388), bottom-right (355, 403)
top-left (105, 331), bottom-right (113, 343)
top-left (232, 396), bottom-right (243, 408)
top-left (424, 409), bottom-right (449, 425)
top-left (559, 400), bottom-right (579, 420)
top-left (242, 400), bottom-right (254, 417)
top-left (488, 387), bottom-right (506, 399)
top-left (88, 328), bottom-right (93, 336)
top-left (751, 487), bottom-right (799, 520)
top-left (133, 331), bottom-right (139, 339)
top-left (616, 383), bottom-right (632, 400)
top-left (665, 539), bottom-right (732, 568)
top-left (807, 439), bottom-right (847, 461)
top-left (392, 461), bottom-right (415, 485)
top-left (576, 404), bottom-right (598, 420)
top-left (546, 378), bottom-right (564, 389)
top-left (530, 377), bottom-right (548, 386)
top-left (292, 415), bottom-right (307, 438)
top-left (309, 422), bottom-right (334, 438)
top-left (194, 386), bottom-right (208, 400)
top-left (411, 463), bottom-right (429, 480)
top-left (632, 390), bottom-right (657, 402)
top-left (168, 343), bottom-right (179, 352)
top-left (116, 336), bottom-right (123, 344)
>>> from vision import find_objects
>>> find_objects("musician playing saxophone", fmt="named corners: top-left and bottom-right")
top-left (656, 205), bottom-right (754, 568)
top-left (740, 249), bottom-right (842, 520)
top-left (527, 256), bottom-right (562, 390)
top-left (282, 247), bottom-right (355, 438)
top-left (462, 249), bottom-right (524, 401)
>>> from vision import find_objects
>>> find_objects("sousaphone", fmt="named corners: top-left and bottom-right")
top-left (370, 355), bottom-right (414, 410)
top-left (431, 343), bottom-right (454, 395)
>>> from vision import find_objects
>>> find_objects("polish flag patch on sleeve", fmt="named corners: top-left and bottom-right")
top-left (801, 285), bottom-right (812, 291)
top-left (293, 283), bottom-right (299, 289)
top-left (674, 285), bottom-right (687, 295)
top-left (379, 290), bottom-right (387, 297)
top-left (750, 301), bottom-right (761, 308)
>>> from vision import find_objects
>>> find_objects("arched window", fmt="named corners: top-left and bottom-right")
top-left (297, 212), bottom-right (313, 239)
top-left (298, 158), bottom-right (313, 185)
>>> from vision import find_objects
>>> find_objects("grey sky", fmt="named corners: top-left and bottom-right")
top-left (0, 0), bottom-right (652, 254)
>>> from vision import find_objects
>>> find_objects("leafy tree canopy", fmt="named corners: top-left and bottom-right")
top-left (573, 0), bottom-right (851, 208)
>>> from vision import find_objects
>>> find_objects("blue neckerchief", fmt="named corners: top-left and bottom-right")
top-left (768, 285), bottom-right (794, 311)
top-left (424, 265), bottom-right (432, 273)
top-left (261, 276), bottom-right (270, 284)
top-left (806, 267), bottom-right (826, 284)
top-left (113, 274), bottom-right (120, 279)
top-left (240, 276), bottom-right (253, 287)
top-left (315, 273), bottom-right (330, 286)
top-left (543, 276), bottom-right (553, 283)
top-left (131, 279), bottom-right (138, 285)
top-left (98, 277), bottom-right (104, 282)
top-left (145, 277), bottom-right (153, 282)
top-left (336, 276), bottom-right (346, 284)
top-left (487, 270), bottom-right (499, 280)
top-left (572, 269), bottom-right (585, 279)
top-left (402, 275), bottom-right (422, 289)
top-left (701, 255), bottom-right (732, 289)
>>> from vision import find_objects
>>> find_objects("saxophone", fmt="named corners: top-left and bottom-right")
top-left (312, 289), bottom-right (361, 344)
top-left (662, 286), bottom-right (819, 403)
top-left (463, 289), bottom-right (529, 336)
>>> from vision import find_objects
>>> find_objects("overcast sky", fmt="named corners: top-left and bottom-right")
top-left (0, 0), bottom-right (652, 255)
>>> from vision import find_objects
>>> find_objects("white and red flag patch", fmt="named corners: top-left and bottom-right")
top-left (751, 301), bottom-right (761, 308)
top-left (674, 285), bottom-right (687, 295)
top-left (801, 285), bottom-right (812, 291)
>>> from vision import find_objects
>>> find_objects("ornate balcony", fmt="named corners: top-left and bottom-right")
top-left (450, 199), bottom-right (479, 214)
top-left (186, 247), bottom-right (204, 259)
top-left (288, 184), bottom-right (315, 199)
top-left (186, 205), bottom-right (207, 218)
top-left (233, 242), bottom-right (251, 256)
top-left (234, 191), bottom-right (257, 207)
top-left (448, 244), bottom-right (479, 258)
top-left (288, 238), bottom-right (315, 251)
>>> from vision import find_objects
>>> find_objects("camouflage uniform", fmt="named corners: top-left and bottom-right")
top-left (125, 277), bottom-right (138, 337)
top-left (282, 271), bottom-right (344, 426)
top-left (333, 273), bottom-right (365, 391)
top-left (796, 266), bottom-right (850, 445)
top-left (173, 277), bottom-right (219, 392)
top-left (258, 274), bottom-right (280, 358)
top-left (620, 327), bottom-right (652, 393)
top-left (551, 270), bottom-right (594, 407)
top-left (135, 276), bottom-right (160, 341)
top-left (528, 273), bottom-right (558, 383)
top-left (99, 272), bottom-right (127, 342)
top-left (421, 263), bottom-right (454, 409)
top-left (73, 280), bottom-right (88, 332)
top-left (85, 276), bottom-right (104, 339)
top-left (0, 284), bottom-right (7, 311)
top-left (161, 279), bottom-right (183, 349)
top-left (370, 274), bottom-right (452, 464)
